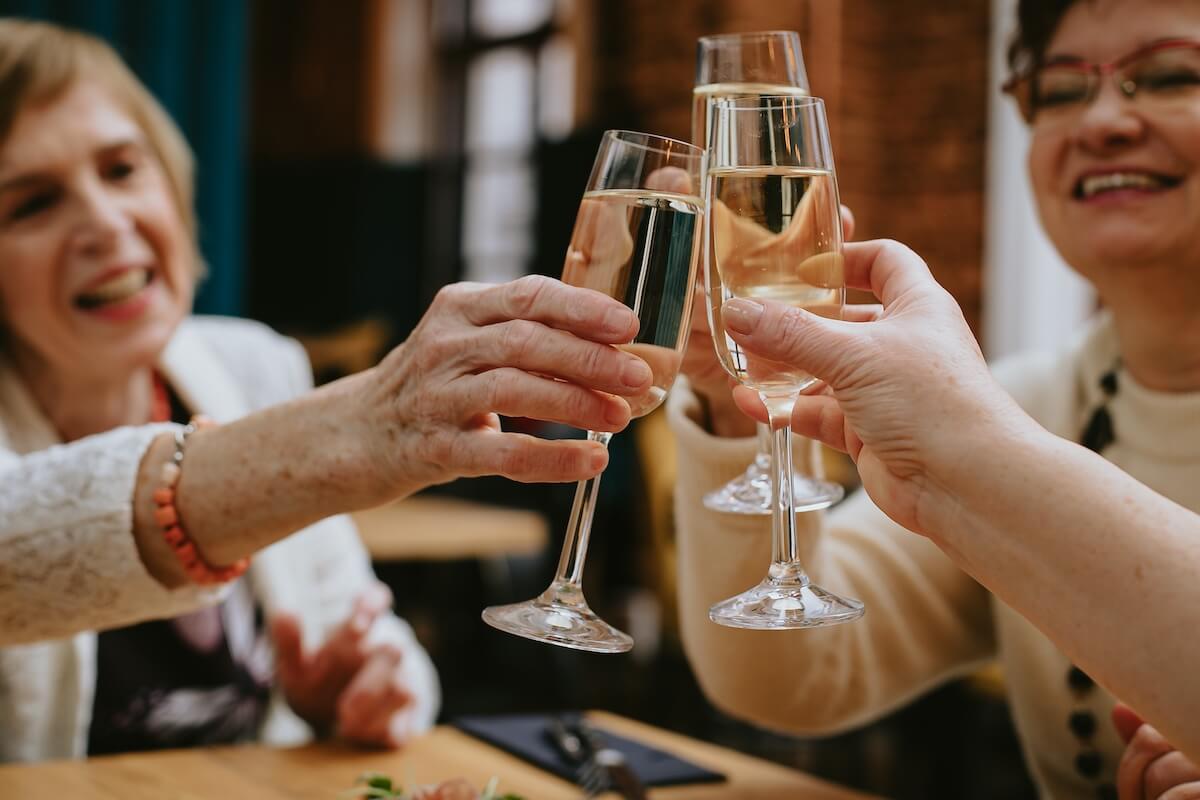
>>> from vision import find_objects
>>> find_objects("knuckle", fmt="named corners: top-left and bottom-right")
top-left (773, 308), bottom-right (809, 353)
top-left (821, 407), bottom-right (843, 447)
top-left (447, 433), bottom-right (482, 475)
top-left (1130, 724), bottom-right (1173, 758)
top-left (495, 439), bottom-right (539, 478)
top-left (878, 238), bottom-right (923, 268)
top-left (416, 430), bottom-right (455, 471)
top-left (413, 328), bottom-right (464, 371)
top-left (565, 386), bottom-right (600, 424)
top-left (432, 282), bottom-right (469, 310)
top-left (506, 274), bottom-right (553, 318)
top-left (481, 370), bottom-right (512, 410)
top-left (877, 238), bottom-right (906, 257)
top-left (579, 343), bottom-right (611, 381)
top-left (499, 320), bottom-right (540, 363)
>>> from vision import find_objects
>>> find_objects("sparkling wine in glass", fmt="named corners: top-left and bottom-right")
top-left (693, 31), bottom-right (843, 516)
top-left (482, 130), bottom-right (704, 653)
top-left (704, 95), bottom-right (864, 629)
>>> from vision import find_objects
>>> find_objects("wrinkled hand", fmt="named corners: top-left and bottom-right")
top-left (1116, 703), bottom-right (1200, 800)
top-left (723, 239), bottom-right (1033, 532)
top-left (354, 274), bottom-right (655, 500)
top-left (681, 204), bottom-right (855, 437)
top-left (272, 583), bottom-right (420, 747)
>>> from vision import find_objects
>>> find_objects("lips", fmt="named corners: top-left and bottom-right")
top-left (1073, 170), bottom-right (1182, 200)
top-left (75, 268), bottom-right (154, 310)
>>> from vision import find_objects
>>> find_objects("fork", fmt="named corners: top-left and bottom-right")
top-left (572, 720), bottom-right (647, 800)
top-left (577, 746), bottom-right (622, 797)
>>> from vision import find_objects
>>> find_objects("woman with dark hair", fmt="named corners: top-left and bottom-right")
top-left (673, 1), bottom-right (1200, 797)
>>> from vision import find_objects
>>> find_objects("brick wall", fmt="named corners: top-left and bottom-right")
top-left (588, 0), bottom-right (990, 331)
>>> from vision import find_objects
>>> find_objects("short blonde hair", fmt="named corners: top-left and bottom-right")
top-left (0, 19), bottom-right (202, 275)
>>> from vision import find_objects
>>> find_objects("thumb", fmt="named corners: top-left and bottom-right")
top-left (721, 296), bottom-right (861, 387)
top-left (1112, 702), bottom-right (1146, 745)
top-left (840, 204), bottom-right (855, 242)
top-left (270, 612), bottom-right (306, 678)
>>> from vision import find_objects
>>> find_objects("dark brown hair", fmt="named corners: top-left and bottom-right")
top-left (1007, 0), bottom-right (1083, 76)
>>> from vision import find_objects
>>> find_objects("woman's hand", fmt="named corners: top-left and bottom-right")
top-left (1116, 703), bottom-right (1200, 800)
top-left (137, 275), bottom-right (659, 584)
top-left (721, 238), bottom-right (1036, 533)
top-left (681, 205), bottom-right (855, 438)
top-left (352, 275), bottom-right (656, 502)
top-left (272, 583), bottom-right (424, 747)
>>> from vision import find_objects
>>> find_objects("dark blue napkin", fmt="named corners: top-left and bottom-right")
top-left (452, 712), bottom-right (726, 788)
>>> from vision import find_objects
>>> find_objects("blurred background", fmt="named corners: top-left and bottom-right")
top-left (0, 1), bottom-right (1101, 797)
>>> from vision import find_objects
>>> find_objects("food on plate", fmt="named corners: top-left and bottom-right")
top-left (342, 772), bottom-right (524, 800)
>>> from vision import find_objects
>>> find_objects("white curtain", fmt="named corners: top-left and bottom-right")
top-left (983, 0), bottom-right (1095, 360)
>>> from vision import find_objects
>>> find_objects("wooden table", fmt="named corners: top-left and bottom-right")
top-left (0, 712), bottom-right (879, 799)
top-left (352, 495), bottom-right (549, 561)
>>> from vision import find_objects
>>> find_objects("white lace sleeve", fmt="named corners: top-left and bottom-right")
top-left (0, 424), bottom-right (224, 646)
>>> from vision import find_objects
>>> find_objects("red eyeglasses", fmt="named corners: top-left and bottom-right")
top-left (1003, 38), bottom-right (1200, 124)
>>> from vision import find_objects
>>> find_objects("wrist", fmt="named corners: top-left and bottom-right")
top-left (133, 432), bottom-right (191, 588)
top-left (920, 400), bottom-right (1057, 545)
top-left (298, 370), bottom-right (406, 510)
top-left (330, 364), bottom-right (428, 506)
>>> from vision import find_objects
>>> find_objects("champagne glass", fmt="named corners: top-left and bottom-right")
top-left (483, 131), bottom-right (704, 653)
top-left (693, 31), bottom-right (844, 516)
top-left (705, 96), bottom-right (864, 629)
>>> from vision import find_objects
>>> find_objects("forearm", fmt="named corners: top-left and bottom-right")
top-left (0, 426), bottom-right (225, 643)
top-left (931, 427), bottom-right (1200, 761)
top-left (133, 371), bottom-right (389, 586)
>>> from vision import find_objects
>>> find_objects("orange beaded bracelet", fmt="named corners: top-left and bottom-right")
top-left (153, 416), bottom-right (249, 585)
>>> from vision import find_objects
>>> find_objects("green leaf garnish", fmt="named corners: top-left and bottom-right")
top-left (342, 771), bottom-right (524, 800)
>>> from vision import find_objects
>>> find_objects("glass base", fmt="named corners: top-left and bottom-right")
top-left (709, 578), bottom-right (865, 630)
top-left (482, 585), bottom-right (633, 654)
top-left (703, 471), bottom-right (844, 515)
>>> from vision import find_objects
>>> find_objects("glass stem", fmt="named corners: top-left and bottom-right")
top-left (543, 430), bottom-right (612, 606)
top-left (764, 397), bottom-right (809, 588)
top-left (753, 421), bottom-right (773, 470)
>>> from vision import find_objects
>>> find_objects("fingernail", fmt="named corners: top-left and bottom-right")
top-left (622, 358), bottom-right (652, 387)
top-left (604, 306), bottom-right (635, 335)
top-left (723, 299), bottom-right (763, 334)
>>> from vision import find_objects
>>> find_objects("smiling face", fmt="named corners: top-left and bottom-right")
top-left (1028, 0), bottom-right (1200, 285)
top-left (0, 81), bottom-right (193, 383)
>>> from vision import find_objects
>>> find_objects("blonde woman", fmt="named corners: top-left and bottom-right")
top-left (0, 20), bottom-right (651, 760)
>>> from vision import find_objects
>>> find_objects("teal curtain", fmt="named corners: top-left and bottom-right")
top-left (0, 0), bottom-right (247, 316)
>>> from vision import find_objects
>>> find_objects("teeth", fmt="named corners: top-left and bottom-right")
top-left (77, 270), bottom-right (150, 308)
top-left (1080, 172), bottom-right (1168, 198)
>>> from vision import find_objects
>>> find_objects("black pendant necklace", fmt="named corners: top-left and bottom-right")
top-left (1079, 364), bottom-right (1119, 454)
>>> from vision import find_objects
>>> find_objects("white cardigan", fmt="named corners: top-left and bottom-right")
top-left (0, 316), bottom-right (439, 762)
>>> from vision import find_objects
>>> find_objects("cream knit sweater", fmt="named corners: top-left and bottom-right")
top-left (0, 316), bottom-right (439, 761)
top-left (669, 313), bottom-right (1200, 799)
